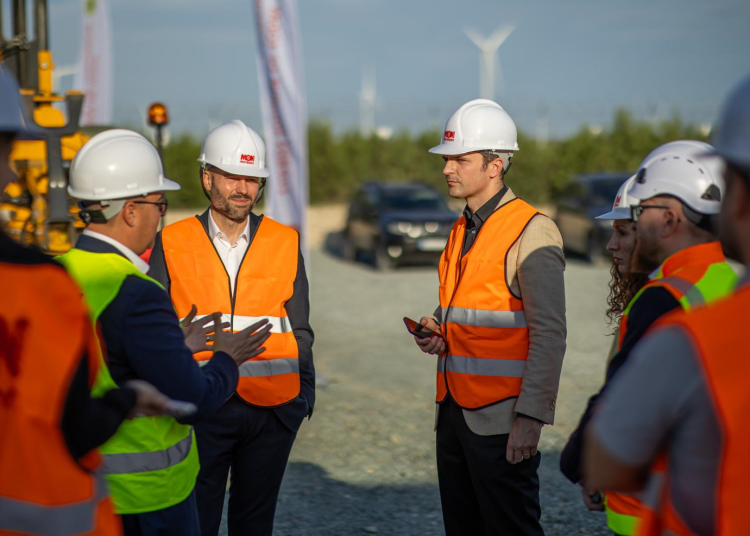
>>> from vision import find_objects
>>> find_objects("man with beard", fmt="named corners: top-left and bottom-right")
top-left (148, 120), bottom-right (314, 536)
top-left (585, 73), bottom-right (750, 536)
top-left (562, 141), bottom-right (737, 536)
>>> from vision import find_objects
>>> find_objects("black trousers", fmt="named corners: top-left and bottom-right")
top-left (121, 489), bottom-right (199, 536)
top-left (436, 397), bottom-right (544, 536)
top-left (194, 396), bottom-right (298, 536)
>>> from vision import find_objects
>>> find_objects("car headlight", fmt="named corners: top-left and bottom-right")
top-left (387, 221), bottom-right (412, 234)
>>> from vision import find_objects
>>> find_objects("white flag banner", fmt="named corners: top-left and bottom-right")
top-left (253, 0), bottom-right (309, 259)
top-left (75, 0), bottom-right (113, 126)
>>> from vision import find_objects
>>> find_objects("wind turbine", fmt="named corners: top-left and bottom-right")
top-left (359, 66), bottom-right (376, 137)
top-left (464, 25), bottom-right (515, 101)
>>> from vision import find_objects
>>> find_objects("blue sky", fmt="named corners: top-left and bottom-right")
top-left (32, 0), bottom-right (750, 138)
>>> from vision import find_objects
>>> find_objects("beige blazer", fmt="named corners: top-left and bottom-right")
top-left (434, 188), bottom-right (567, 436)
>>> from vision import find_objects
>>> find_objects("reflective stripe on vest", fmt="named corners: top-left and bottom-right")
top-left (0, 260), bottom-right (121, 536)
top-left (162, 215), bottom-right (300, 407)
top-left (437, 198), bottom-right (540, 409)
top-left (101, 433), bottom-right (193, 474)
top-left (635, 287), bottom-right (750, 536)
top-left (607, 242), bottom-right (736, 535)
top-left (57, 249), bottom-right (199, 515)
top-left (440, 307), bottom-right (528, 328)
top-left (0, 473), bottom-right (109, 536)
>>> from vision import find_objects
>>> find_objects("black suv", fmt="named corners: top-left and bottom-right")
top-left (343, 182), bottom-right (458, 269)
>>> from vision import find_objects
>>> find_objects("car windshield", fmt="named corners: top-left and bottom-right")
top-left (590, 179), bottom-right (627, 206)
top-left (380, 189), bottom-right (449, 212)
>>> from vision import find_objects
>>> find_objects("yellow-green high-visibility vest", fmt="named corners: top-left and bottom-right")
top-left (58, 248), bottom-right (200, 515)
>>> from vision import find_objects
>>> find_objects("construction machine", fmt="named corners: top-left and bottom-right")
top-left (0, 0), bottom-right (88, 253)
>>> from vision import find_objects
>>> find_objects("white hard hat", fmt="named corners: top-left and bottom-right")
top-left (198, 120), bottom-right (270, 178)
top-left (429, 99), bottom-right (519, 163)
top-left (641, 140), bottom-right (715, 168)
top-left (69, 129), bottom-right (180, 201)
top-left (596, 175), bottom-right (639, 220)
top-left (703, 74), bottom-right (750, 170)
top-left (627, 153), bottom-right (723, 216)
top-left (0, 66), bottom-right (42, 140)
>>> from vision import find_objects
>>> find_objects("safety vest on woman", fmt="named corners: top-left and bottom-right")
top-left (605, 241), bottom-right (737, 536)
top-left (437, 198), bottom-right (539, 409)
top-left (161, 215), bottom-right (300, 407)
top-left (0, 258), bottom-right (121, 535)
top-left (58, 249), bottom-right (199, 515)
top-left (636, 285), bottom-right (750, 536)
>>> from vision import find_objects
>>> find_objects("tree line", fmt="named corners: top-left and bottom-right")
top-left (162, 110), bottom-right (709, 208)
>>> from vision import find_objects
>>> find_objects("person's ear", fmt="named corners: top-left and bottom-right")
top-left (491, 157), bottom-right (504, 180)
top-left (122, 200), bottom-right (138, 228)
top-left (202, 170), bottom-right (212, 193)
top-left (661, 207), bottom-right (680, 238)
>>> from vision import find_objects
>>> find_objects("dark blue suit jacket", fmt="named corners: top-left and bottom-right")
top-left (75, 234), bottom-right (239, 424)
top-left (149, 210), bottom-right (315, 432)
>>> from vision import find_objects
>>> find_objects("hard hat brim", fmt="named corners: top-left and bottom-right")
top-left (161, 177), bottom-right (182, 192)
top-left (595, 208), bottom-right (631, 220)
top-left (429, 143), bottom-right (518, 156)
top-left (205, 162), bottom-right (271, 179)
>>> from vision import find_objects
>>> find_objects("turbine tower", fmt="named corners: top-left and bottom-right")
top-left (359, 66), bottom-right (376, 137)
top-left (464, 25), bottom-right (515, 101)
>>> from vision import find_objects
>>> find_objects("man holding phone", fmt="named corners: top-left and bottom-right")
top-left (148, 120), bottom-right (314, 536)
top-left (413, 99), bottom-right (567, 536)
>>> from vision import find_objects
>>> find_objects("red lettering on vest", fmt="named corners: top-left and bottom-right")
top-left (240, 154), bottom-right (256, 164)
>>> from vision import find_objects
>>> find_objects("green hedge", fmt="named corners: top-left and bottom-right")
top-left (163, 110), bottom-right (708, 208)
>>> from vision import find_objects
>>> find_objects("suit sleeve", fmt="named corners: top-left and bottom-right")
top-left (147, 231), bottom-right (170, 294)
top-left (101, 277), bottom-right (238, 423)
top-left (513, 215), bottom-right (567, 424)
top-left (287, 248), bottom-right (315, 417)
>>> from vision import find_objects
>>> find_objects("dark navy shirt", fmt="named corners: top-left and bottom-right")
top-left (75, 234), bottom-right (239, 424)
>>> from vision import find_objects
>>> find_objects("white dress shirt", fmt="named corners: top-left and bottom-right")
top-left (82, 229), bottom-right (150, 275)
top-left (208, 210), bottom-right (250, 293)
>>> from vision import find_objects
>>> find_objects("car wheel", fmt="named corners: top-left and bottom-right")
top-left (375, 243), bottom-right (395, 271)
top-left (342, 232), bottom-right (358, 262)
top-left (585, 231), bottom-right (599, 263)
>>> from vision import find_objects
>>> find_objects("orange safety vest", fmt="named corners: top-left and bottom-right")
top-left (437, 198), bottom-right (539, 409)
top-left (161, 215), bottom-right (300, 407)
top-left (0, 258), bottom-right (121, 536)
top-left (606, 242), bottom-right (737, 536)
top-left (636, 285), bottom-right (750, 536)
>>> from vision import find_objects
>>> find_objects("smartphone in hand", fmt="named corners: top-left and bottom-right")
top-left (403, 317), bottom-right (442, 339)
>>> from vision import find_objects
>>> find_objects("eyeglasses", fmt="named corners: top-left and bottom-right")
top-left (630, 204), bottom-right (670, 222)
top-left (133, 200), bottom-right (169, 216)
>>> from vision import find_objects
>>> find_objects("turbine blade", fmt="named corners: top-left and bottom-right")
top-left (463, 27), bottom-right (486, 49)
top-left (488, 24), bottom-right (515, 51)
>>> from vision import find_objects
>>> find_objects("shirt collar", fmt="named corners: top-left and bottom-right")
top-left (463, 186), bottom-right (508, 226)
top-left (208, 209), bottom-right (249, 244)
top-left (81, 230), bottom-right (150, 274)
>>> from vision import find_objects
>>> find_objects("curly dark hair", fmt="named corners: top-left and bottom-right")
top-left (605, 262), bottom-right (649, 330)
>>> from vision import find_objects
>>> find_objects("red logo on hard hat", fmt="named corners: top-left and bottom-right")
top-left (240, 154), bottom-right (256, 164)
top-left (614, 195), bottom-right (622, 208)
top-left (444, 131), bottom-right (455, 142)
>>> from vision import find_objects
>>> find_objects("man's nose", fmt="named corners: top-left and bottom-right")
top-left (443, 160), bottom-right (455, 176)
top-left (236, 179), bottom-right (249, 195)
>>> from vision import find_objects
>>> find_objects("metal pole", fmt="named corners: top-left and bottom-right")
top-left (35, 0), bottom-right (48, 51)
top-left (12, 0), bottom-right (27, 85)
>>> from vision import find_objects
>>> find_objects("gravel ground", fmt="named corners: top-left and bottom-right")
top-left (209, 226), bottom-right (616, 536)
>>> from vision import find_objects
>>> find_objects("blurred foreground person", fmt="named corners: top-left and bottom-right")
top-left (585, 73), bottom-right (750, 536)
top-left (0, 68), bottom-right (168, 535)
top-left (561, 140), bottom-right (734, 535)
top-left (58, 129), bottom-right (271, 536)
top-left (148, 120), bottom-right (314, 536)
top-left (413, 99), bottom-right (566, 536)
